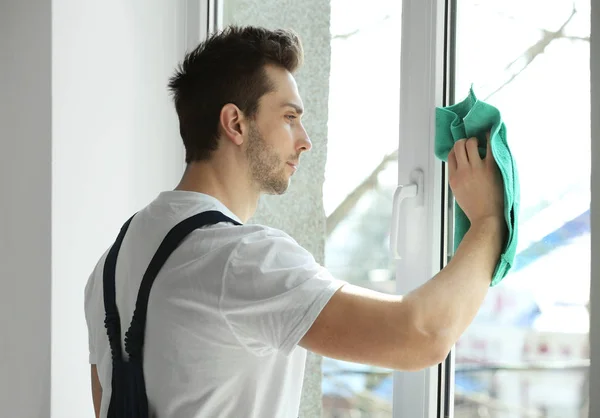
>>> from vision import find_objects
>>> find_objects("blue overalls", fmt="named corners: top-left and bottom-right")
top-left (102, 211), bottom-right (241, 417)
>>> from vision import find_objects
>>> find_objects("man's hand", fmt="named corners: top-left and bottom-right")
top-left (448, 133), bottom-right (505, 225)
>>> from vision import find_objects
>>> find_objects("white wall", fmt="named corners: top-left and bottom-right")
top-left (0, 1), bottom-right (52, 417)
top-left (51, 1), bottom-right (188, 416)
top-left (0, 1), bottom-right (187, 417)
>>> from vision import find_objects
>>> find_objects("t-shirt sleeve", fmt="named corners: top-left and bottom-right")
top-left (220, 227), bottom-right (345, 356)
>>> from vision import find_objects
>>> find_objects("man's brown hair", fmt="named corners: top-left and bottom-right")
top-left (168, 26), bottom-right (304, 163)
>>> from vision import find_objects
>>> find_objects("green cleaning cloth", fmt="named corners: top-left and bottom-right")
top-left (434, 87), bottom-right (520, 286)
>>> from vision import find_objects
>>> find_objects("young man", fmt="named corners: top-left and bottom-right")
top-left (84, 26), bottom-right (506, 417)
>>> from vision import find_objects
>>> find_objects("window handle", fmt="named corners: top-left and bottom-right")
top-left (390, 169), bottom-right (424, 259)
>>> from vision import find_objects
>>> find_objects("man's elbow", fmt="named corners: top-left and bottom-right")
top-left (396, 341), bottom-right (450, 371)
top-left (91, 364), bottom-right (103, 417)
top-left (389, 322), bottom-right (453, 371)
top-left (427, 338), bottom-right (452, 368)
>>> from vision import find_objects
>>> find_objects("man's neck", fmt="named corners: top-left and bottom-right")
top-left (174, 161), bottom-right (259, 223)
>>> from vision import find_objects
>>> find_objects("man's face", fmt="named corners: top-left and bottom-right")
top-left (244, 65), bottom-right (312, 195)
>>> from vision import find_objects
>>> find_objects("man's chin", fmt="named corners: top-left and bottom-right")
top-left (262, 180), bottom-right (291, 195)
top-left (264, 187), bottom-right (289, 196)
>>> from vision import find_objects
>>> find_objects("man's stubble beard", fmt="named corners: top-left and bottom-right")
top-left (245, 123), bottom-right (291, 195)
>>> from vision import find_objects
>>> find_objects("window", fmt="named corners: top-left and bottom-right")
top-left (452, 0), bottom-right (591, 416)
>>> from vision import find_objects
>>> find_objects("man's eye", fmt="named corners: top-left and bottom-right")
top-left (286, 115), bottom-right (297, 121)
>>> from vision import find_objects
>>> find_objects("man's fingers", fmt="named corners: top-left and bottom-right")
top-left (465, 137), bottom-right (481, 165)
top-left (448, 148), bottom-right (457, 176)
top-left (453, 139), bottom-right (469, 166)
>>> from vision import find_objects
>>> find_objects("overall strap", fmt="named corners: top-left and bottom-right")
top-left (124, 210), bottom-right (241, 359)
top-left (103, 214), bottom-right (136, 363)
top-left (103, 210), bottom-right (241, 418)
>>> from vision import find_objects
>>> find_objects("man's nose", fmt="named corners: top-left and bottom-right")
top-left (297, 124), bottom-right (312, 152)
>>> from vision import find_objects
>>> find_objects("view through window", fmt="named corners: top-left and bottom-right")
top-left (323, 0), bottom-right (401, 415)
top-left (452, 0), bottom-right (591, 417)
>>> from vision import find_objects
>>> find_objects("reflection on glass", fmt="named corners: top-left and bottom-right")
top-left (453, 0), bottom-right (591, 417)
top-left (323, 0), bottom-right (401, 416)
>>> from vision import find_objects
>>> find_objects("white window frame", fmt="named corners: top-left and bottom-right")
top-left (185, 0), bottom-right (221, 49)
top-left (392, 0), bottom-right (449, 416)
top-left (590, 1), bottom-right (599, 416)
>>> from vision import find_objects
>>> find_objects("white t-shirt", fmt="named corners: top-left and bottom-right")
top-left (84, 191), bottom-right (345, 418)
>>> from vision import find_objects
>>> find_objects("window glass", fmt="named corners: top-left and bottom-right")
top-left (323, 0), bottom-right (402, 416)
top-left (452, 1), bottom-right (591, 416)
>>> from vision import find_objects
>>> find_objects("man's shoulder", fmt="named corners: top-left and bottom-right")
top-left (225, 224), bottom-right (315, 267)
top-left (232, 223), bottom-right (299, 247)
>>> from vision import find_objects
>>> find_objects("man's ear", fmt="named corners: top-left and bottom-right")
top-left (219, 103), bottom-right (246, 146)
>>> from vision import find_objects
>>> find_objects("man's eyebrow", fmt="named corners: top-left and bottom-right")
top-left (281, 102), bottom-right (304, 115)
